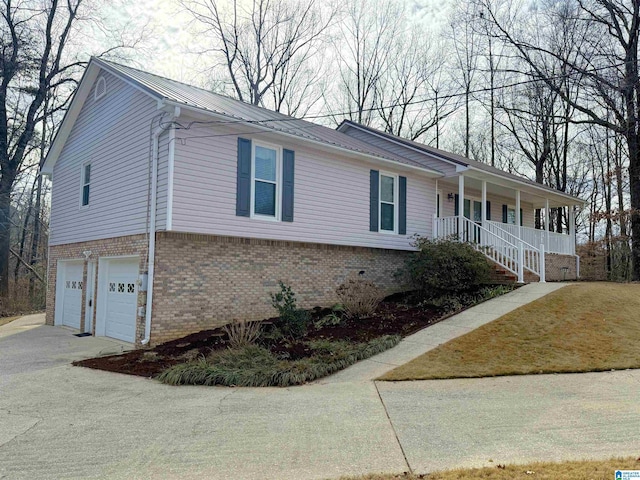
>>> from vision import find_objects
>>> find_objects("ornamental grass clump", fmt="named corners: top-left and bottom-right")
top-left (223, 319), bottom-right (263, 349)
top-left (335, 278), bottom-right (384, 318)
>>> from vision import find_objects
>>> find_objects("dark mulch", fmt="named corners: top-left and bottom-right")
top-left (74, 292), bottom-right (447, 378)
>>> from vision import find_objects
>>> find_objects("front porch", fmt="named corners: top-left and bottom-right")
top-left (432, 172), bottom-right (582, 283)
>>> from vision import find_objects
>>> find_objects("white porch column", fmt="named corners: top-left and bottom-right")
top-left (515, 189), bottom-right (521, 239)
top-left (544, 198), bottom-right (550, 249)
top-left (569, 205), bottom-right (576, 255)
top-left (481, 180), bottom-right (487, 226)
top-left (458, 174), bottom-right (465, 241)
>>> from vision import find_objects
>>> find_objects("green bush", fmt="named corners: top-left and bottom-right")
top-left (157, 335), bottom-right (401, 387)
top-left (269, 281), bottom-right (310, 339)
top-left (405, 237), bottom-right (492, 299)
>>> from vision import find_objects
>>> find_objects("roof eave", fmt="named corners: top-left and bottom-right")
top-left (163, 99), bottom-right (444, 178)
top-left (464, 165), bottom-right (586, 205)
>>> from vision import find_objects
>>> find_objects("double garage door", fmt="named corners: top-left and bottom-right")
top-left (57, 257), bottom-right (139, 343)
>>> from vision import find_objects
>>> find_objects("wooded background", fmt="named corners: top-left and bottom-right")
top-left (1, 0), bottom-right (635, 314)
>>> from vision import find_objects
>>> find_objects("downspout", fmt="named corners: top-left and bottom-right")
top-left (141, 106), bottom-right (179, 345)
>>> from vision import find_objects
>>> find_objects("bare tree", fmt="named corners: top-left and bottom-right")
top-left (374, 33), bottom-right (455, 141)
top-left (448, 2), bottom-right (482, 158)
top-left (479, 0), bottom-right (640, 279)
top-left (329, 0), bottom-right (402, 125)
top-left (182, 0), bottom-right (333, 115)
top-left (0, 0), bottom-right (146, 298)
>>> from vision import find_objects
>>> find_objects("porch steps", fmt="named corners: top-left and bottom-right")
top-left (486, 259), bottom-right (540, 284)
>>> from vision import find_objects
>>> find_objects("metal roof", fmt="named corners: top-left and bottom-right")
top-left (338, 120), bottom-right (584, 204)
top-left (94, 58), bottom-right (443, 174)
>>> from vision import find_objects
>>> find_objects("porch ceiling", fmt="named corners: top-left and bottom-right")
top-left (438, 172), bottom-right (583, 208)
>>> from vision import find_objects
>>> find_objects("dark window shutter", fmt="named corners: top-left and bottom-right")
top-left (282, 149), bottom-right (295, 222)
top-left (520, 208), bottom-right (524, 226)
top-left (370, 170), bottom-right (379, 232)
top-left (236, 138), bottom-right (252, 217)
top-left (486, 201), bottom-right (491, 221)
top-left (502, 204), bottom-right (508, 223)
top-left (454, 194), bottom-right (459, 216)
top-left (398, 176), bottom-right (407, 235)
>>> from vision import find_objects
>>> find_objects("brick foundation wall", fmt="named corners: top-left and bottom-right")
top-left (46, 235), bottom-right (148, 340)
top-left (151, 232), bottom-right (410, 345)
top-left (544, 253), bottom-right (578, 281)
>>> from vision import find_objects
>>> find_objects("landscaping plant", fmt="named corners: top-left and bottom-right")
top-left (405, 237), bottom-right (492, 299)
top-left (223, 319), bottom-right (263, 349)
top-left (270, 281), bottom-right (310, 339)
top-left (335, 278), bottom-right (384, 318)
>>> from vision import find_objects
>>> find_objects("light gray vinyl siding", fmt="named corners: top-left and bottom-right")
top-left (171, 125), bottom-right (436, 250)
top-left (342, 126), bottom-right (458, 176)
top-left (50, 72), bottom-right (160, 245)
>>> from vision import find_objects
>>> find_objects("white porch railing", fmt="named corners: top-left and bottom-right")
top-left (434, 215), bottom-right (545, 283)
top-left (486, 221), bottom-right (573, 255)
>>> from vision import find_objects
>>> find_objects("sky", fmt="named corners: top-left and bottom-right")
top-left (100, 0), bottom-right (454, 88)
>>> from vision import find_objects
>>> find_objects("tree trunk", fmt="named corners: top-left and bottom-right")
top-left (627, 132), bottom-right (640, 280)
top-left (0, 172), bottom-right (15, 296)
top-left (29, 174), bottom-right (43, 299)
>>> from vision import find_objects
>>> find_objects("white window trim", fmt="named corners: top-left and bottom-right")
top-left (378, 172), bottom-right (398, 234)
top-left (94, 76), bottom-right (107, 101)
top-left (507, 205), bottom-right (517, 225)
top-left (79, 161), bottom-right (91, 209)
top-left (250, 140), bottom-right (282, 222)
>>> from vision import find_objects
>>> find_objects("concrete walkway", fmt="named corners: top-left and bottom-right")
top-left (1, 283), bottom-right (639, 480)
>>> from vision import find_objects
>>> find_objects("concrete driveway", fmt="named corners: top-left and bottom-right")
top-left (1, 291), bottom-right (639, 480)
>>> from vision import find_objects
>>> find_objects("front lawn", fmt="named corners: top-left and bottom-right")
top-left (337, 456), bottom-right (640, 480)
top-left (380, 282), bottom-right (640, 381)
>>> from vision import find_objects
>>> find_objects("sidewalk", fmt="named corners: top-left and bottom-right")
top-left (0, 313), bottom-right (45, 339)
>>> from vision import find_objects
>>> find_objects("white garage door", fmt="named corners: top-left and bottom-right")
top-left (61, 261), bottom-right (83, 329)
top-left (104, 258), bottom-right (139, 343)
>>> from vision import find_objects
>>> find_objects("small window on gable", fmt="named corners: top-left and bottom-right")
top-left (81, 163), bottom-right (91, 207)
top-left (94, 76), bottom-right (107, 101)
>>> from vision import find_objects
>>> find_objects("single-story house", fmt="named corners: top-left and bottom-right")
top-left (41, 58), bottom-right (584, 346)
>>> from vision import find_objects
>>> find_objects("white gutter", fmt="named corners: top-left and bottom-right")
top-left (141, 106), bottom-right (180, 345)
top-left (161, 100), bottom-right (444, 178)
top-left (166, 126), bottom-right (176, 230)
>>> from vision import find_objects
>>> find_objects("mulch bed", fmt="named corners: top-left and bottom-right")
top-left (74, 293), bottom-right (445, 378)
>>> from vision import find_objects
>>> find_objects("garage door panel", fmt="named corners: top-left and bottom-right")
top-left (101, 259), bottom-right (138, 343)
top-left (61, 261), bottom-right (83, 329)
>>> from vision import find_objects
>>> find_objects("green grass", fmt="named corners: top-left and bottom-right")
top-left (337, 456), bottom-right (640, 479)
top-left (158, 335), bottom-right (401, 387)
top-left (380, 282), bottom-right (640, 381)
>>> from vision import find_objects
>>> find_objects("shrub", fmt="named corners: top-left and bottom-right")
top-left (270, 281), bottom-right (310, 339)
top-left (335, 278), bottom-right (384, 318)
top-left (223, 319), bottom-right (263, 349)
top-left (405, 237), bottom-right (492, 299)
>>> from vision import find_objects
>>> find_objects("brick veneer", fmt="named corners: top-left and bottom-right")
top-left (151, 232), bottom-right (410, 345)
top-left (46, 234), bottom-right (148, 340)
top-left (544, 253), bottom-right (578, 281)
top-left (47, 232), bottom-right (410, 346)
